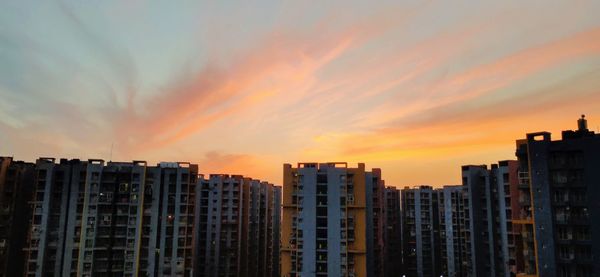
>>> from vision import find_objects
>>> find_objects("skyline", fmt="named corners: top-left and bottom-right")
top-left (1, 1), bottom-right (600, 187)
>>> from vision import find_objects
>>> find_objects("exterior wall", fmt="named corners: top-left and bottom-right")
top-left (25, 158), bottom-right (74, 277)
top-left (272, 186), bottom-right (282, 277)
top-left (438, 185), bottom-right (467, 277)
top-left (515, 140), bottom-right (538, 276)
top-left (459, 161), bottom-right (524, 277)
top-left (526, 133), bottom-right (558, 277)
top-left (506, 160), bottom-right (525, 275)
top-left (248, 180), bottom-right (278, 277)
top-left (155, 162), bottom-right (198, 276)
top-left (383, 187), bottom-right (401, 277)
top-left (281, 164), bottom-right (296, 277)
top-left (400, 186), bottom-right (442, 277)
top-left (196, 175), bottom-right (247, 277)
top-left (462, 165), bottom-right (497, 277)
top-left (521, 121), bottom-right (600, 277)
top-left (366, 169), bottom-right (385, 277)
top-left (196, 175), bottom-right (280, 277)
top-left (22, 159), bottom-right (198, 277)
top-left (0, 157), bottom-right (34, 277)
top-left (281, 162), bottom-right (368, 277)
top-left (491, 160), bottom-right (521, 277)
top-left (248, 180), bottom-right (261, 276)
top-left (5, 157), bottom-right (282, 277)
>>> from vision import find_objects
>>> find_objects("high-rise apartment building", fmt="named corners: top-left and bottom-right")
top-left (281, 162), bottom-right (368, 277)
top-left (23, 158), bottom-right (198, 277)
top-left (400, 185), bottom-right (442, 277)
top-left (399, 178), bottom-right (519, 277)
top-left (436, 185), bottom-right (468, 277)
top-left (462, 165), bottom-right (497, 277)
top-left (0, 157), bottom-right (34, 277)
top-left (366, 169), bottom-right (386, 277)
top-left (399, 185), bottom-right (469, 277)
top-left (196, 174), bottom-right (249, 277)
top-left (383, 187), bottom-right (401, 277)
top-left (272, 186), bottom-right (282, 277)
top-left (461, 161), bottom-right (523, 277)
top-left (246, 179), bottom-right (281, 277)
top-left (490, 161), bottom-right (523, 276)
top-left (516, 115), bottom-right (600, 277)
top-left (195, 174), bottom-right (281, 277)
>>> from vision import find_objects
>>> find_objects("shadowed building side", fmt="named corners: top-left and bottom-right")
top-left (383, 186), bottom-right (402, 277)
top-left (195, 174), bottom-right (280, 277)
top-left (518, 115), bottom-right (600, 277)
top-left (0, 157), bottom-right (34, 277)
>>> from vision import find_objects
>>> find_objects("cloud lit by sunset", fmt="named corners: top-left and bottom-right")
top-left (1, 1), bottom-right (599, 186)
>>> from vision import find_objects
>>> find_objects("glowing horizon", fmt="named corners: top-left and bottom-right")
top-left (1, 1), bottom-right (600, 187)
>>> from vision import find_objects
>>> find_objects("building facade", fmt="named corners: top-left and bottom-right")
top-left (281, 162), bottom-right (368, 277)
top-left (247, 179), bottom-right (281, 277)
top-left (23, 158), bottom-right (199, 277)
top-left (272, 186), bottom-right (282, 277)
top-left (436, 185), bottom-right (468, 277)
top-left (0, 157), bottom-right (34, 277)
top-left (517, 116), bottom-right (600, 277)
top-left (366, 169), bottom-right (386, 277)
top-left (515, 139), bottom-right (538, 276)
top-left (460, 161), bottom-right (524, 277)
top-left (462, 165), bottom-right (496, 277)
top-left (383, 187), bottom-right (401, 277)
top-left (196, 174), bottom-right (249, 277)
top-left (490, 160), bottom-right (523, 276)
top-left (400, 185), bottom-right (443, 277)
top-left (195, 174), bottom-right (281, 277)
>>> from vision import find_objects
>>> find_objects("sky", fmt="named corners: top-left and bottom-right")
top-left (1, 1), bottom-right (600, 187)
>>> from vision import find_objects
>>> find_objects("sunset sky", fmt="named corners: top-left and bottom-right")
top-left (1, 1), bottom-right (600, 187)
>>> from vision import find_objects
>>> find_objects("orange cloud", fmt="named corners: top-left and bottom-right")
top-left (425, 27), bottom-right (600, 106)
top-left (197, 151), bottom-right (279, 183)
top-left (112, 32), bottom-right (356, 154)
top-left (311, 79), bottom-right (600, 165)
top-left (109, 4), bottom-right (431, 155)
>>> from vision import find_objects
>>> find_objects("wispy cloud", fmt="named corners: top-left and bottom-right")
top-left (1, 1), bottom-right (599, 186)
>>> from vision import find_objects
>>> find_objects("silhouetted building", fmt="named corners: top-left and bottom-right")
top-left (384, 187), bottom-right (402, 277)
top-left (282, 163), bottom-right (369, 277)
top-left (0, 157), bottom-right (34, 277)
top-left (272, 186), bottom-right (282, 277)
top-left (400, 185), bottom-right (443, 277)
top-left (462, 165), bottom-right (495, 277)
top-left (460, 161), bottom-right (528, 277)
top-left (23, 158), bottom-right (198, 277)
top-left (366, 169), bottom-right (386, 277)
top-left (247, 179), bottom-right (281, 277)
top-left (195, 174), bottom-right (281, 277)
top-left (516, 115), bottom-right (600, 277)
